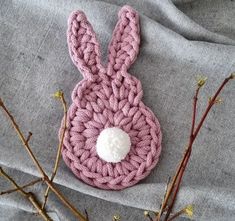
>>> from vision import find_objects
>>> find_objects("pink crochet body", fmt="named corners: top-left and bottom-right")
top-left (61, 6), bottom-right (162, 190)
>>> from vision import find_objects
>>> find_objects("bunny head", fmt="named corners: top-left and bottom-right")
top-left (62, 6), bottom-right (162, 190)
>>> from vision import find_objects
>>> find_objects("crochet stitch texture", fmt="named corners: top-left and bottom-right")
top-left (61, 5), bottom-right (162, 190)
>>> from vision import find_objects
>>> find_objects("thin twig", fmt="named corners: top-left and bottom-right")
top-left (26, 132), bottom-right (33, 143)
top-left (43, 177), bottom-right (88, 221)
top-left (163, 75), bottom-right (234, 221)
top-left (85, 209), bottom-right (89, 221)
top-left (158, 176), bottom-right (171, 212)
top-left (0, 97), bottom-right (88, 221)
top-left (167, 209), bottom-right (185, 221)
top-left (145, 212), bottom-right (154, 221)
top-left (156, 147), bottom-right (190, 220)
top-left (156, 144), bottom-right (193, 220)
top-left (159, 86), bottom-right (200, 219)
top-left (164, 152), bottom-right (190, 221)
top-left (163, 177), bottom-right (171, 202)
top-left (190, 87), bottom-right (200, 137)
top-left (0, 167), bottom-right (52, 221)
top-left (193, 75), bottom-right (233, 139)
top-left (0, 178), bottom-right (42, 195)
top-left (156, 74), bottom-right (234, 221)
top-left (0, 98), bottom-right (47, 178)
top-left (42, 93), bottom-right (67, 209)
top-left (162, 86), bottom-right (200, 221)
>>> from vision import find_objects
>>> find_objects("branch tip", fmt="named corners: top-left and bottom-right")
top-left (53, 90), bottom-right (64, 99)
top-left (230, 72), bottom-right (235, 79)
top-left (196, 75), bottom-right (207, 87)
top-left (113, 214), bottom-right (121, 221)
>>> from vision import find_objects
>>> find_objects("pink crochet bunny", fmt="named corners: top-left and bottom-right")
top-left (61, 5), bottom-right (162, 190)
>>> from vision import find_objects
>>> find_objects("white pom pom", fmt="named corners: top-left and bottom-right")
top-left (96, 127), bottom-right (131, 163)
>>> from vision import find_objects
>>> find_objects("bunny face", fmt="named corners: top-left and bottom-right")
top-left (61, 5), bottom-right (162, 190)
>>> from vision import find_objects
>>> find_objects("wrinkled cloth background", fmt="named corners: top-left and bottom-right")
top-left (0, 0), bottom-right (234, 220)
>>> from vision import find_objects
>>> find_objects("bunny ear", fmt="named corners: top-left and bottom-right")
top-left (107, 6), bottom-right (140, 74)
top-left (67, 11), bottom-right (102, 80)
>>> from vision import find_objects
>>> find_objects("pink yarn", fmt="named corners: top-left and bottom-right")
top-left (61, 5), bottom-right (162, 190)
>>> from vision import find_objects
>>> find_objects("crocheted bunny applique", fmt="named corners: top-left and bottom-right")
top-left (61, 5), bottom-right (162, 190)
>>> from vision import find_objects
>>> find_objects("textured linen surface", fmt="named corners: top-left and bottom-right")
top-left (0, 0), bottom-right (234, 220)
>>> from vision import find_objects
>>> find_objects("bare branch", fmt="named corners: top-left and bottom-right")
top-left (0, 99), bottom-right (46, 177)
top-left (42, 92), bottom-right (67, 209)
top-left (0, 178), bottom-right (42, 195)
top-left (0, 167), bottom-right (52, 221)
top-left (0, 97), bottom-right (88, 221)
top-left (156, 75), bottom-right (234, 221)
top-left (26, 132), bottom-right (33, 143)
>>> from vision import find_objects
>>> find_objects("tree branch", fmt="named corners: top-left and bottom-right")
top-left (0, 98), bottom-right (47, 178)
top-left (163, 75), bottom-right (233, 221)
top-left (0, 178), bottom-right (42, 195)
top-left (0, 167), bottom-right (52, 221)
top-left (42, 92), bottom-right (67, 210)
top-left (156, 74), bottom-right (234, 221)
top-left (0, 97), bottom-right (88, 221)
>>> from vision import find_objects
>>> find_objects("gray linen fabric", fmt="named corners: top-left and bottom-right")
top-left (0, 0), bottom-right (234, 220)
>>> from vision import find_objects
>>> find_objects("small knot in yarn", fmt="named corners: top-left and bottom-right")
top-left (96, 127), bottom-right (131, 163)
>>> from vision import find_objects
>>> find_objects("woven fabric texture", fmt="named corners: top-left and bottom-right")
top-left (61, 5), bottom-right (162, 190)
